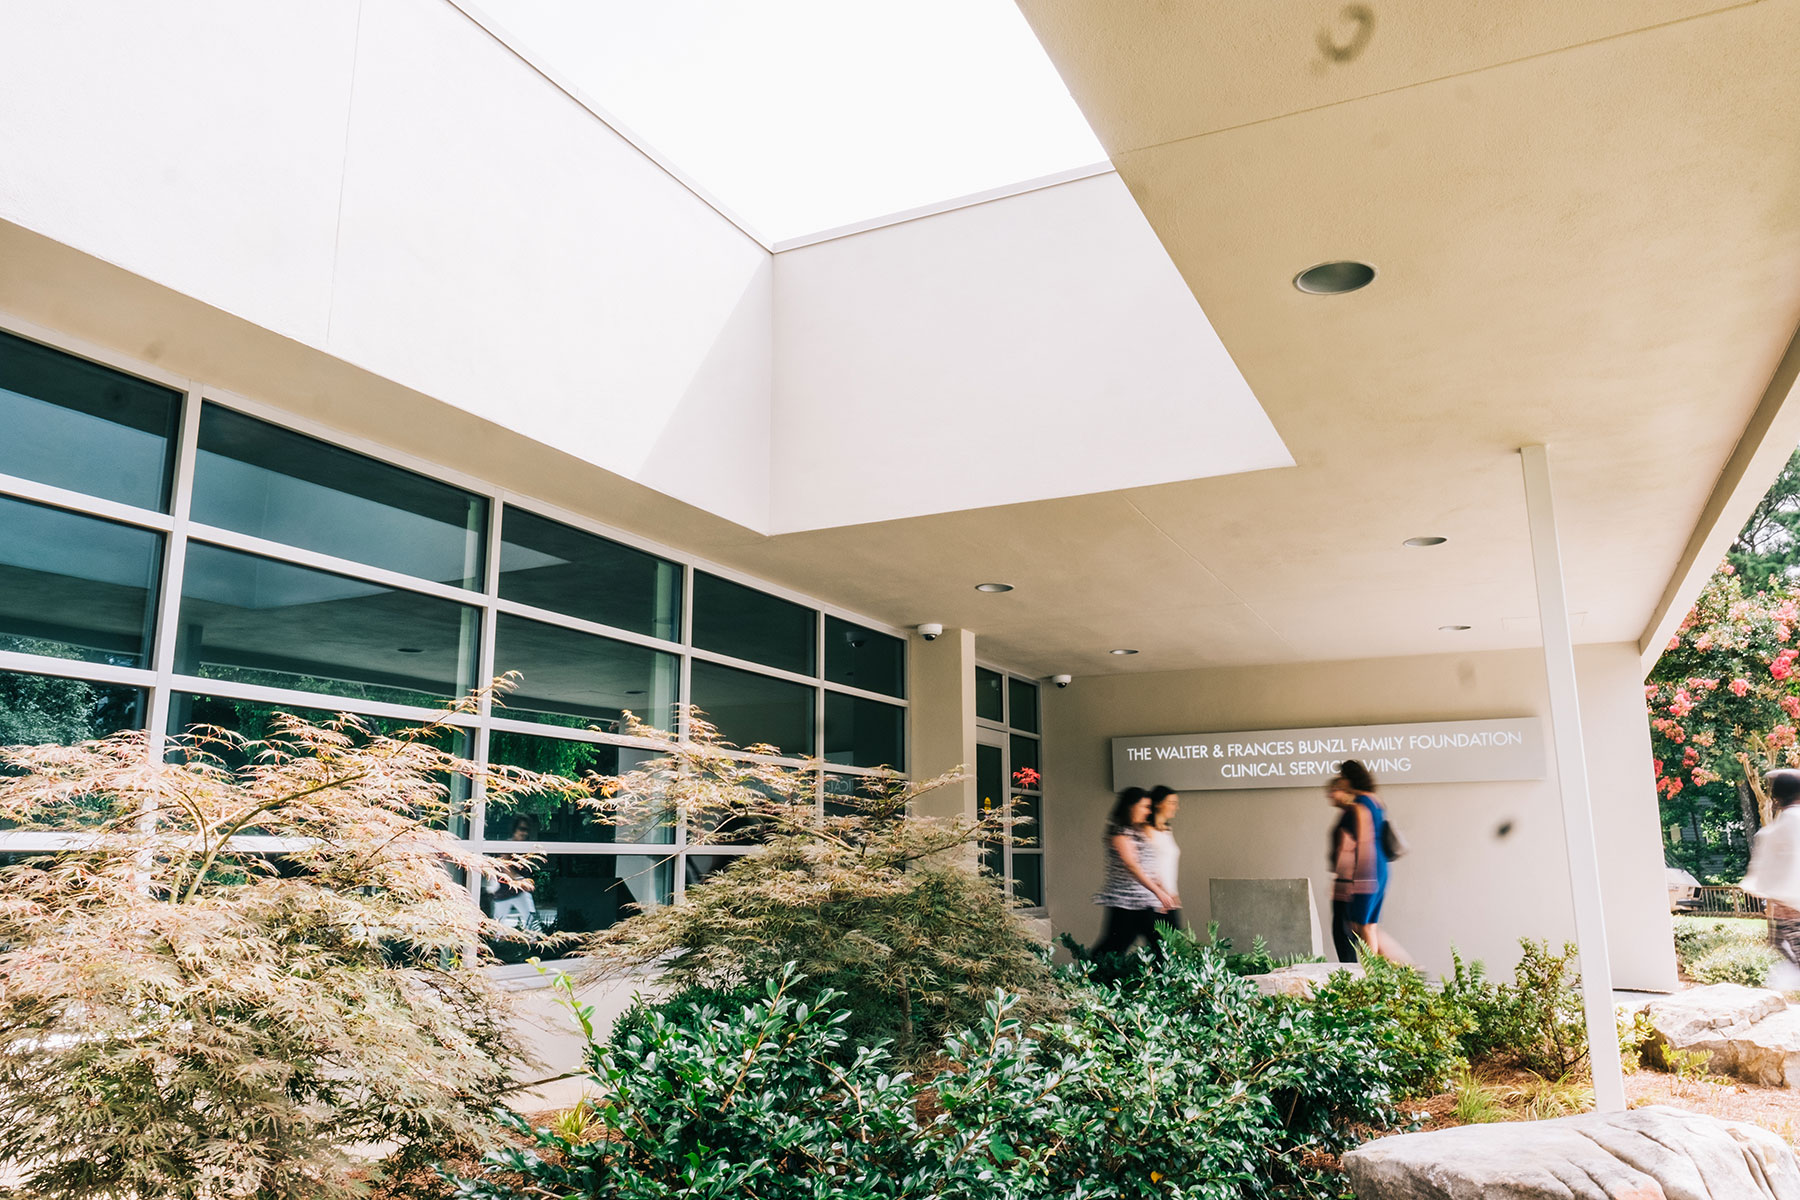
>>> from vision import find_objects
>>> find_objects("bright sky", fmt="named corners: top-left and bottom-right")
top-left (476, 0), bottom-right (1109, 245)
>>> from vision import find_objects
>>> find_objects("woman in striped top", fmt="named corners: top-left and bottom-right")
top-left (1091, 787), bottom-right (1178, 969)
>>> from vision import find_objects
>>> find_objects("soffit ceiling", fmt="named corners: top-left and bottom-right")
top-left (671, 0), bottom-right (1800, 677)
top-left (6, 0), bottom-right (1800, 682)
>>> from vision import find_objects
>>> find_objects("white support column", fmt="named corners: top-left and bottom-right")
top-left (1519, 444), bottom-right (1625, 1113)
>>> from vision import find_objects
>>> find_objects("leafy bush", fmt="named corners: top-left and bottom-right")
top-left (1506, 940), bottom-right (1588, 1078)
top-left (1674, 916), bottom-right (1773, 986)
top-left (1200, 923), bottom-right (1323, 978)
top-left (1689, 940), bottom-right (1776, 986)
top-left (1432, 940), bottom-right (1588, 1078)
top-left (0, 695), bottom-right (581, 1199)
top-left (461, 935), bottom-right (1405, 1200)
top-left (1309, 954), bottom-right (1471, 1095)
top-left (1673, 916), bottom-right (1754, 966)
top-left (581, 714), bottom-right (1059, 1058)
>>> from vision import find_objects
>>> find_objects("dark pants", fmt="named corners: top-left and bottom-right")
top-left (1331, 899), bottom-right (1358, 964)
top-left (1093, 906), bottom-right (1164, 964)
top-left (1771, 901), bottom-right (1800, 967)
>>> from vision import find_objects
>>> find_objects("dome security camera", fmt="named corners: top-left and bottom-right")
top-left (1050, 674), bottom-right (1072, 688)
top-left (916, 623), bottom-right (944, 641)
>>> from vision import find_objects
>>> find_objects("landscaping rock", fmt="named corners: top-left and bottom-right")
top-left (1245, 961), bottom-right (1362, 998)
top-left (1342, 1105), bottom-right (1800, 1199)
top-left (1735, 1006), bottom-right (1800, 1088)
top-left (1643, 984), bottom-right (1790, 1081)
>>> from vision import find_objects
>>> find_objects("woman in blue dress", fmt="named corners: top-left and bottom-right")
top-left (1327, 759), bottom-right (1403, 963)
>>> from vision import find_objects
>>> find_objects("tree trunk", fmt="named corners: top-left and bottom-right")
top-left (1740, 780), bottom-right (1763, 837)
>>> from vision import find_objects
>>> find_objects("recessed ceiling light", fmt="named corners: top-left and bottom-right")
top-left (1439, 625), bottom-right (1472, 632)
top-left (975, 582), bottom-right (1014, 593)
top-left (1294, 261), bottom-right (1376, 295)
top-left (624, 689), bottom-right (647, 696)
top-left (1109, 648), bottom-right (1138, 656)
top-left (396, 647), bottom-right (425, 654)
top-left (1404, 536), bottom-right (1448, 548)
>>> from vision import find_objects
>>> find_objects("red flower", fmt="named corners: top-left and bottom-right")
top-left (1011, 766), bottom-right (1041, 788)
top-left (1730, 678), bottom-right (1751, 697)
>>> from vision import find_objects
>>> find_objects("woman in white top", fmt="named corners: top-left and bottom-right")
top-left (1744, 768), bottom-right (1800, 990)
top-left (1148, 785), bottom-right (1183, 934)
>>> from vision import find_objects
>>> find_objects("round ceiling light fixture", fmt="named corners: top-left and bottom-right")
top-left (624, 689), bottom-right (647, 696)
top-left (1403, 536), bottom-right (1448, 548)
top-left (1109, 648), bottom-right (1139, 656)
top-left (1294, 260), bottom-right (1376, 295)
top-left (1438, 624), bottom-right (1472, 632)
top-left (975, 582), bottom-right (1014, 593)
top-left (395, 647), bottom-right (425, 654)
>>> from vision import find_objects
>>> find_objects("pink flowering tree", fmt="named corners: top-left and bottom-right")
top-left (1647, 564), bottom-right (1800, 876)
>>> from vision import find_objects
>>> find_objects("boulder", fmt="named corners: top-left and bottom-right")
top-left (1643, 984), bottom-right (1789, 1080)
top-left (1342, 1105), bottom-right (1800, 1199)
top-left (1245, 961), bottom-right (1362, 998)
top-left (1735, 1006), bottom-right (1800, 1088)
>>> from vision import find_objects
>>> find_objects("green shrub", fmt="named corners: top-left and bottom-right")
top-left (1200, 923), bottom-right (1323, 978)
top-left (462, 936), bottom-right (1405, 1200)
top-left (1439, 950), bottom-right (1528, 1065)
top-left (1673, 916), bottom-right (1752, 967)
top-left (1309, 954), bottom-right (1471, 1095)
top-left (1431, 940), bottom-right (1589, 1078)
top-left (1507, 940), bottom-right (1588, 1078)
top-left (1690, 940), bottom-right (1776, 986)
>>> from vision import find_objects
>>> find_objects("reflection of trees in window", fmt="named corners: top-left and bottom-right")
top-left (166, 694), bottom-right (472, 836)
top-left (0, 669), bottom-right (141, 750)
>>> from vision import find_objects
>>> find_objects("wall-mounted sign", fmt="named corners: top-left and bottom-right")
top-left (1111, 717), bottom-right (1545, 792)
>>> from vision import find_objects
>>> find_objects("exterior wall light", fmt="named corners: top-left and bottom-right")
top-left (1438, 625), bottom-right (1472, 632)
top-left (975, 582), bottom-right (1014, 593)
top-left (1404, 536), bottom-right (1448, 547)
top-left (1109, 648), bottom-right (1138, 656)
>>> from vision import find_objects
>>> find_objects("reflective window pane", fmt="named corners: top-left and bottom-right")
top-left (977, 742), bottom-right (1004, 879)
top-left (0, 495), bottom-right (160, 667)
top-left (492, 614), bottom-right (678, 735)
top-left (0, 329), bottom-right (180, 512)
top-left (167, 693), bottom-right (474, 836)
top-left (1010, 792), bottom-right (1040, 845)
top-left (1012, 852), bottom-right (1044, 907)
top-left (485, 730), bottom-right (668, 844)
top-left (191, 404), bottom-right (487, 589)
top-left (690, 660), bottom-right (814, 756)
top-left (684, 851), bottom-right (750, 889)
top-left (483, 853), bottom-right (671, 961)
top-left (823, 771), bottom-right (860, 820)
top-left (824, 692), bottom-right (904, 770)
top-left (0, 671), bottom-right (143, 750)
top-left (692, 573), bottom-right (815, 675)
top-left (1009, 678), bottom-right (1039, 733)
top-left (498, 508), bottom-right (681, 641)
top-left (1011, 734), bottom-right (1039, 782)
top-left (0, 672), bottom-right (144, 827)
top-left (975, 667), bottom-right (1004, 723)
top-left (824, 616), bottom-right (904, 698)
top-left (175, 542), bottom-right (480, 706)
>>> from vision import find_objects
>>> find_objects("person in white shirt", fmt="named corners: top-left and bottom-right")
top-left (1147, 785), bottom-right (1183, 935)
top-left (1744, 768), bottom-right (1800, 990)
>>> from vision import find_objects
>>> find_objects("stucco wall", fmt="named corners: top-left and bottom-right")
top-left (1040, 641), bottom-right (1677, 991)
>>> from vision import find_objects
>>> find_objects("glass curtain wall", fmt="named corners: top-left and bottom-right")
top-left (0, 325), bottom-right (908, 945)
top-left (975, 665), bottom-right (1045, 909)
